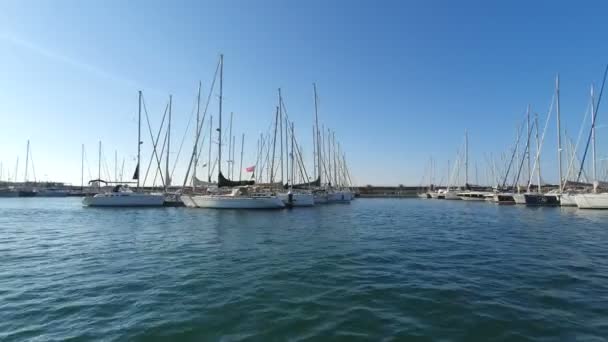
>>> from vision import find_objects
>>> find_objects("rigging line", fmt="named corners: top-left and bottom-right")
top-left (152, 124), bottom-right (169, 187)
top-left (170, 91), bottom-right (199, 180)
top-left (529, 92), bottom-right (556, 188)
top-left (182, 60), bottom-right (219, 188)
top-left (564, 99), bottom-right (592, 184)
top-left (577, 64), bottom-right (608, 182)
top-left (142, 101), bottom-right (169, 186)
top-left (141, 93), bottom-right (166, 187)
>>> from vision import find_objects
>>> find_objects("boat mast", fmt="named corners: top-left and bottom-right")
top-left (535, 113), bottom-right (541, 193)
top-left (81, 144), bottom-right (84, 190)
top-left (218, 54), bottom-right (223, 179)
top-left (591, 84), bottom-right (597, 191)
top-left (239, 133), bottom-right (244, 181)
top-left (137, 90), bottom-right (142, 191)
top-left (98, 140), bottom-right (102, 189)
top-left (165, 95), bottom-right (172, 191)
top-left (291, 122), bottom-right (295, 188)
top-left (279, 88), bottom-right (284, 183)
top-left (526, 105), bottom-right (531, 186)
top-left (285, 116), bottom-right (289, 185)
top-left (270, 107), bottom-right (278, 183)
top-left (312, 125), bottom-right (316, 180)
top-left (193, 81), bottom-right (201, 189)
top-left (228, 112), bottom-right (233, 179)
top-left (332, 131), bottom-right (338, 187)
top-left (24, 140), bottom-right (30, 182)
top-left (327, 129), bottom-right (332, 186)
top-left (208, 115), bottom-right (213, 182)
top-left (313, 83), bottom-right (321, 185)
top-left (556, 74), bottom-right (563, 193)
top-left (465, 130), bottom-right (468, 187)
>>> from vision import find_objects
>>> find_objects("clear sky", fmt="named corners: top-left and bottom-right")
top-left (0, 0), bottom-right (607, 186)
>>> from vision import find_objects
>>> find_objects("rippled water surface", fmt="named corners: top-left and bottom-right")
top-left (2, 197), bottom-right (608, 341)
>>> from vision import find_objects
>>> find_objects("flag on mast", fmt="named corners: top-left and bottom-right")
top-left (246, 165), bottom-right (255, 172)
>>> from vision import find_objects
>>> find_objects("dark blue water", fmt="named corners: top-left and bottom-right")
top-left (2, 198), bottom-right (608, 341)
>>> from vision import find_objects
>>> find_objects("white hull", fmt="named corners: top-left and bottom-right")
top-left (458, 191), bottom-right (490, 201)
top-left (278, 192), bottom-right (315, 207)
top-left (429, 192), bottom-right (440, 199)
top-left (512, 193), bottom-right (526, 204)
top-left (575, 193), bottom-right (608, 209)
top-left (83, 193), bottom-right (165, 207)
top-left (443, 191), bottom-right (461, 200)
top-left (180, 195), bottom-right (198, 208)
top-left (191, 195), bottom-right (285, 209)
top-left (327, 191), bottom-right (353, 203)
top-left (559, 193), bottom-right (578, 207)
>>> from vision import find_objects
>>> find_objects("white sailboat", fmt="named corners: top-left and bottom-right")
top-left (188, 55), bottom-right (284, 209)
top-left (574, 75), bottom-right (608, 209)
top-left (83, 91), bottom-right (165, 207)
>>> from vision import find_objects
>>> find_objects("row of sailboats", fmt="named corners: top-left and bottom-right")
top-left (180, 54), bottom-right (354, 209)
top-left (423, 69), bottom-right (608, 209)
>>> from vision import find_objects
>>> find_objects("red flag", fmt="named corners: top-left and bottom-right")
top-left (246, 165), bottom-right (255, 172)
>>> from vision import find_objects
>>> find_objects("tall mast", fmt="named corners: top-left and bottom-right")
top-left (285, 116), bottom-right (289, 185)
top-left (591, 84), bottom-right (597, 191)
top-left (327, 129), bottom-right (332, 186)
top-left (137, 90), bottom-right (142, 191)
top-left (447, 159), bottom-right (450, 191)
top-left (270, 107), bottom-right (278, 183)
top-left (98, 140), bottom-right (102, 189)
top-left (81, 144), bottom-right (84, 189)
top-left (312, 125), bottom-right (316, 180)
top-left (535, 113), bottom-right (541, 193)
top-left (165, 95), bottom-right (172, 191)
top-left (291, 122), bottom-right (295, 187)
top-left (193, 81), bottom-right (201, 188)
top-left (228, 111), bottom-right (233, 179)
top-left (556, 74), bottom-right (563, 192)
top-left (279, 88), bottom-right (284, 183)
top-left (231, 135), bottom-right (236, 179)
top-left (218, 54), bottom-right (224, 178)
top-left (24, 140), bottom-right (30, 182)
top-left (239, 133), bottom-right (244, 181)
top-left (526, 105), bottom-right (531, 185)
top-left (332, 131), bottom-right (337, 187)
top-left (465, 130), bottom-right (468, 186)
top-left (208, 115), bottom-right (213, 182)
top-left (313, 83), bottom-right (321, 184)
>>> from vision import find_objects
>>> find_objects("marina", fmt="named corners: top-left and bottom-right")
top-left (2, 2), bottom-right (608, 340)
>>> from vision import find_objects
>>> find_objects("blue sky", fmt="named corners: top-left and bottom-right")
top-left (0, 0), bottom-right (607, 186)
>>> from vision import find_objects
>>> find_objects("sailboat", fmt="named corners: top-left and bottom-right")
top-left (83, 91), bottom-right (165, 207)
top-left (189, 55), bottom-right (285, 209)
top-left (575, 69), bottom-right (608, 209)
top-left (521, 83), bottom-right (560, 206)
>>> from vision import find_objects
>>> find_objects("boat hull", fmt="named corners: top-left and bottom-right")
top-left (574, 193), bottom-right (608, 209)
top-left (494, 193), bottom-right (515, 205)
top-left (512, 194), bottom-right (526, 204)
top-left (83, 193), bottom-right (165, 207)
top-left (443, 192), bottom-right (461, 200)
top-left (523, 193), bottom-right (560, 206)
top-left (278, 193), bottom-right (315, 207)
top-left (180, 195), bottom-right (198, 208)
top-left (191, 195), bottom-right (285, 209)
top-left (559, 193), bottom-right (578, 207)
top-left (327, 191), bottom-right (352, 203)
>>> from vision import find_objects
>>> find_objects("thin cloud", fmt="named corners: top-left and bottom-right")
top-left (0, 32), bottom-right (141, 89)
